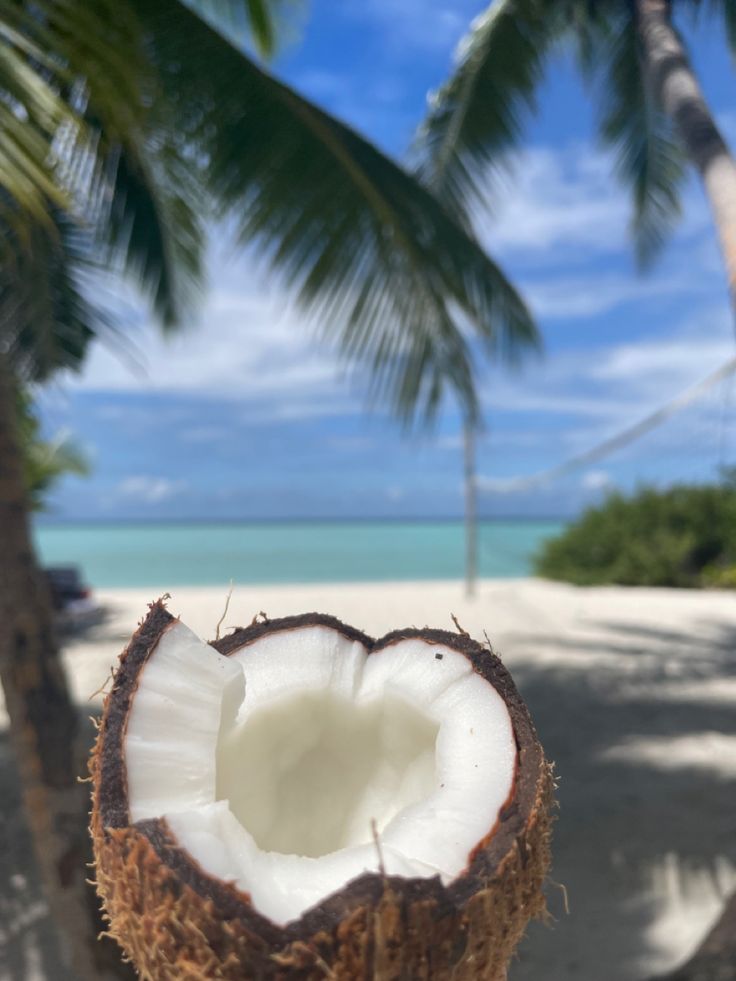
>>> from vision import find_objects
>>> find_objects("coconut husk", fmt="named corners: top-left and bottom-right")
top-left (90, 600), bottom-right (554, 980)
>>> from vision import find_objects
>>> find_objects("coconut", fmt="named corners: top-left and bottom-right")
top-left (90, 600), bottom-right (553, 980)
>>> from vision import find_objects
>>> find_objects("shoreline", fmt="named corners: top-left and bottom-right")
top-left (2, 578), bottom-right (735, 980)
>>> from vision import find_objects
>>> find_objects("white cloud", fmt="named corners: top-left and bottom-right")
top-left (481, 147), bottom-right (628, 255)
top-left (581, 469), bottom-right (611, 491)
top-left (477, 143), bottom-right (709, 264)
top-left (483, 306), bottom-right (734, 422)
top-left (385, 485), bottom-right (405, 501)
top-left (178, 425), bottom-right (228, 444)
top-left (67, 277), bottom-right (351, 419)
top-left (589, 331), bottom-right (733, 391)
top-left (472, 307), bottom-right (736, 490)
top-left (117, 476), bottom-right (186, 504)
top-left (327, 435), bottom-right (378, 451)
top-left (474, 474), bottom-right (524, 494)
top-left (345, 0), bottom-right (475, 52)
top-left (522, 271), bottom-right (709, 319)
top-left (61, 120), bottom-right (728, 447)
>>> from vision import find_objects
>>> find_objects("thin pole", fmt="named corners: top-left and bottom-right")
top-left (464, 420), bottom-right (477, 598)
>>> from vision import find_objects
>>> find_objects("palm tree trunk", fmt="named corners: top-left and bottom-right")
top-left (0, 354), bottom-right (118, 980)
top-left (636, 8), bottom-right (736, 973)
top-left (636, 0), bottom-right (736, 307)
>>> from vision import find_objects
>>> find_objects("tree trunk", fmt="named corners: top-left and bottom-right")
top-left (635, 10), bottom-right (736, 975)
top-left (636, 0), bottom-right (736, 308)
top-left (0, 355), bottom-right (121, 980)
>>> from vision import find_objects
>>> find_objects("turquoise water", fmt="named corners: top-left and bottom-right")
top-left (33, 520), bottom-right (564, 588)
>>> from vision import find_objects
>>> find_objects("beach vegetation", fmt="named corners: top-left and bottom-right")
top-left (417, 0), bottom-right (736, 610)
top-left (0, 2), bottom-right (540, 976)
top-left (535, 479), bottom-right (736, 588)
top-left (15, 388), bottom-right (88, 511)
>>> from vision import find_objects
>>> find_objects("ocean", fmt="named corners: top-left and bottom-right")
top-left (33, 519), bottom-right (564, 588)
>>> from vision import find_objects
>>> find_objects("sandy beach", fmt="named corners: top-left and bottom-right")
top-left (2, 577), bottom-right (736, 980)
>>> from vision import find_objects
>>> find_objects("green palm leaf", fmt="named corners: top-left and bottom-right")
top-left (0, 209), bottom-right (105, 381)
top-left (0, 8), bottom-right (75, 224)
top-left (135, 0), bottom-right (538, 424)
top-left (0, 0), bottom-right (204, 326)
top-left (189, 0), bottom-right (281, 56)
top-left (43, 0), bottom-right (205, 328)
top-left (14, 386), bottom-right (89, 510)
top-left (0, 0), bottom-right (538, 423)
top-left (416, 0), bottom-right (560, 221)
top-left (94, 137), bottom-right (205, 328)
top-left (418, 0), bottom-right (691, 268)
top-left (700, 0), bottom-right (736, 54)
top-left (592, 15), bottom-right (687, 267)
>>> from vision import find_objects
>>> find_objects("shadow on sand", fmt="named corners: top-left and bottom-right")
top-left (510, 615), bottom-right (736, 981)
top-left (0, 725), bottom-right (80, 981)
top-left (0, 613), bottom-right (734, 980)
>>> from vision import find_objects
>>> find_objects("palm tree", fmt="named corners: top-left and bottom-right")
top-left (0, 2), bottom-right (538, 976)
top-left (418, 0), bottom-right (736, 308)
top-left (419, 6), bottom-right (736, 973)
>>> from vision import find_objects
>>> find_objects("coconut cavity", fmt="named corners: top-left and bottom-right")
top-left (123, 619), bottom-right (517, 925)
top-left (218, 692), bottom-right (438, 857)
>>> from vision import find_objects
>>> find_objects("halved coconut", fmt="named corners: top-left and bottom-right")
top-left (90, 600), bottom-right (553, 980)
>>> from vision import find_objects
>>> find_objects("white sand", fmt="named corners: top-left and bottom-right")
top-left (3, 578), bottom-right (736, 979)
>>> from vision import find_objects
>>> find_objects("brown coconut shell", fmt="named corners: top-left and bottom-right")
top-left (90, 599), bottom-right (554, 980)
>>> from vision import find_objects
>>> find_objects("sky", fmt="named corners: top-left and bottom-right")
top-left (40, 1), bottom-right (736, 521)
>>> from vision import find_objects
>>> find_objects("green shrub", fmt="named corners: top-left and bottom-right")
top-left (534, 482), bottom-right (736, 588)
top-left (702, 564), bottom-right (736, 588)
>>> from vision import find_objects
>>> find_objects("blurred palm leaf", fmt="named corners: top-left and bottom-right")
top-left (189, 0), bottom-right (282, 56)
top-left (0, 207), bottom-right (104, 381)
top-left (699, 0), bottom-right (736, 53)
top-left (0, 6), bottom-right (76, 224)
top-left (591, 15), bottom-right (687, 267)
top-left (418, 0), bottom-right (726, 269)
top-left (0, 0), bottom-right (538, 425)
top-left (14, 385), bottom-right (89, 510)
top-left (416, 0), bottom-right (559, 221)
top-left (97, 137), bottom-right (205, 328)
top-left (136, 0), bottom-right (538, 423)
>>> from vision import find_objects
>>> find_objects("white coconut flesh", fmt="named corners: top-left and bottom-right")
top-left (125, 621), bottom-right (516, 925)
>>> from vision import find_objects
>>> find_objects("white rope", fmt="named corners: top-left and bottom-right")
top-left (478, 355), bottom-right (736, 493)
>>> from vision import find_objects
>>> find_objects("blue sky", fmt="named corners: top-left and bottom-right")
top-left (40, 1), bottom-right (736, 521)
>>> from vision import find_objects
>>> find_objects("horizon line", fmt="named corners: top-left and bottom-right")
top-left (35, 514), bottom-right (569, 528)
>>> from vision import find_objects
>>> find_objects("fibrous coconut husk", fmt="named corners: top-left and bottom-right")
top-left (90, 600), bottom-right (554, 980)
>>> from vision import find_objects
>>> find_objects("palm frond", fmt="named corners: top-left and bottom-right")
top-left (0, 0), bottom-right (159, 230)
top-left (594, 16), bottom-right (687, 267)
top-left (0, 208), bottom-right (106, 382)
top-left (14, 386), bottom-right (89, 510)
top-left (699, 1), bottom-right (736, 55)
top-left (0, 0), bottom-right (204, 330)
top-left (133, 0), bottom-right (538, 425)
top-left (39, 0), bottom-right (206, 327)
top-left (43, 0), bottom-right (149, 134)
top-left (187, 0), bottom-right (282, 56)
top-left (415, 0), bottom-right (560, 222)
top-left (0, 5), bottom-right (77, 224)
top-left (94, 137), bottom-right (206, 329)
